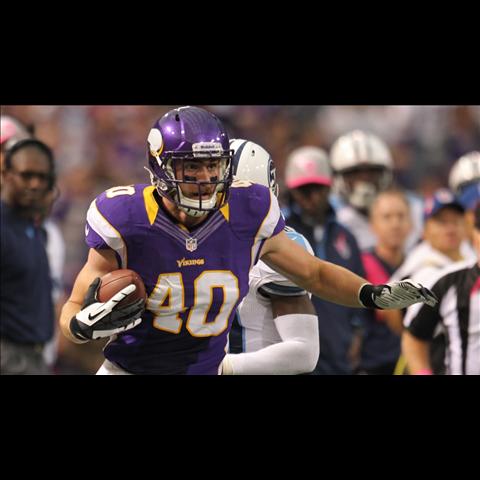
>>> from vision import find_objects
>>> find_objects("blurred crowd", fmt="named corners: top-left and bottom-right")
top-left (5, 105), bottom-right (480, 195)
top-left (1, 105), bottom-right (479, 374)
top-left (3, 105), bottom-right (478, 282)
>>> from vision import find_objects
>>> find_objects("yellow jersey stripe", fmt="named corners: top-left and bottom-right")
top-left (143, 186), bottom-right (159, 226)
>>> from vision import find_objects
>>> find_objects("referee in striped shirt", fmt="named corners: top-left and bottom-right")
top-left (402, 204), bottom-right (480, 375)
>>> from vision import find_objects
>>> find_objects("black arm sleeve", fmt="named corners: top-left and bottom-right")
top-left (258, 282), bottom-right (306, 299)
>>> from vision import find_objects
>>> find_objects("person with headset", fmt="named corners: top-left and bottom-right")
top-left (1, 138), bottom-right (58, 374)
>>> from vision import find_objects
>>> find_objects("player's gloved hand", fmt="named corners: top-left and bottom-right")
top-left (70, 278), bottom-right (145, 342)
top-left (358, 279), bottom-right (438, 310)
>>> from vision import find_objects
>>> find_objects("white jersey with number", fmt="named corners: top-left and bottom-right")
top-left (233, 226), bottom-right (314, 353)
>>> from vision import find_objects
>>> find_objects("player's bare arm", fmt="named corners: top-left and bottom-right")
top-left (260, 230), bottom-right (438, 310)
top-left (59, 248), bottom-right (119, 343)
top-left (261, 230), bottom-right (368, 307)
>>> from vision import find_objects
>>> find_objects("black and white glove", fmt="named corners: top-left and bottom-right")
top-left (70, 278), bottom-right (145, 342)
top-left (359, 279), bottom-right (438, 310)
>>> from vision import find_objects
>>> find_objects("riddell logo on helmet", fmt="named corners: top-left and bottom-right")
top-left (193, 142), bottom-right (222, 157)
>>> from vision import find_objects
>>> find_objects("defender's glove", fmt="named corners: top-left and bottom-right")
top-left (359, 279), bottom-right (438, 310)
top-left (70, 278), bottom-right (145, 342)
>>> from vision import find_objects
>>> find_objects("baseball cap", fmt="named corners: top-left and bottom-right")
top-left (457, 182), bottom-right (480, 211)
top-left (285, 146), bottom-right (332, 189)
top-left (424, 189), bottom-right (465, 221)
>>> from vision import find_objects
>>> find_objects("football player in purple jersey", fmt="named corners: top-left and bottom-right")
top-left (59, 106), bottom-right (438, 375)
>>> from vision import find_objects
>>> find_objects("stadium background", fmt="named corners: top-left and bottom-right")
top-left (2, 105), bottom-right (479, 373)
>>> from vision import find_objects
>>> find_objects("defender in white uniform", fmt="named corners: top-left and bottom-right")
top-left (222, 139), bottom-right (320, 375)
top-left (330, 130), bottom-right (423, 252)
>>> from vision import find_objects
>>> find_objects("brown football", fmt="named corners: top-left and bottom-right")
top-left (97, 269), bottom-right (147, 307)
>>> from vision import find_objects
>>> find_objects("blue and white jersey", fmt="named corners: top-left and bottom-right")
top-left (229, 226), bottom-right (314, 353)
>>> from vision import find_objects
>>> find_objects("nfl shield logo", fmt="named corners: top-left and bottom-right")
top-left (186, 237), bottom-right (198, 252)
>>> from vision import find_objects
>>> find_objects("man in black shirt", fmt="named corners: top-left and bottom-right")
top-left (1, 139), bottom-right (57, 374)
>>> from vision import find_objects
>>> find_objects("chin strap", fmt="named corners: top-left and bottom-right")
top-left (145, 166), bottom-right (226, 218)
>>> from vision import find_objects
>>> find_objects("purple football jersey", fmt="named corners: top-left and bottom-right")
top-left (85, 181), bottom-right (285, 374)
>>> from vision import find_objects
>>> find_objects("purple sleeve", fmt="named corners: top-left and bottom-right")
top-left (270, 211), bottom-right (286, 238)
top-left (83, 189), bottom-right (136, 269)
top-left (230, 182), bottom-right (285, 241)
top-left (85, 219), bottom-right (108, 249)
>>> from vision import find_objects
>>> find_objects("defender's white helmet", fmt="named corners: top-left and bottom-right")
top-left (448, 151), bottom-right (480, 193)
top-left (230, 139), bottom-right (279, 197)
top-left (330, 130), bottom-right (393, 210)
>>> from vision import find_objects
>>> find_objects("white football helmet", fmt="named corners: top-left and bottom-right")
top-left (330, 130), bottom-right (393, 210)
top-left (448, 151), bottom-right (480, 194)
top-left (230, 139), bottom-right (279, 197)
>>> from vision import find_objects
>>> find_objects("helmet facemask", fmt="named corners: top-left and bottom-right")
top-left (146, 107), bottom-right (234, 217)
top-left (147, 148), bottom-right (233, 218)
top-left (337, 166), bottom-right (393, 212)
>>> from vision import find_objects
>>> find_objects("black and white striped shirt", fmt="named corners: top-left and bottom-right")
top-left (404, 260), bottom-right (480, 375)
